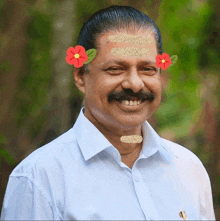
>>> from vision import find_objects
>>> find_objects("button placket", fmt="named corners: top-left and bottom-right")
top-left (132, 172), bottom-right (160, 220)
top-left (134, 175), bottom-right (140, 182)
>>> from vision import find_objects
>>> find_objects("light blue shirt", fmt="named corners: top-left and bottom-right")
top-left (1, 107), bottom-right (216, 220)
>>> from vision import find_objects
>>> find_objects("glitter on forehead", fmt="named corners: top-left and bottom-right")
top-left (109, 34), bottom-right (153, 45)
top-left (120, 135), bottom-right (143, 143)
top-left (111, 47), bottom-right (150, 57)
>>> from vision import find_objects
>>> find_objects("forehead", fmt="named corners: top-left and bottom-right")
top-left (95, 29), bottom-right (157, 63)
top-left (108, 33), bottom-right (153, 45)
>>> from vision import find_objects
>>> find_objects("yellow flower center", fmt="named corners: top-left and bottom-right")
top-left (162, 59), bottom-right (165, 63)
top-left (74, 54), bottom-right (80, 58)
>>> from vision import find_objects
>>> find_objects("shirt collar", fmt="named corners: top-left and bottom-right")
top-left (73, 106), bottom-right (168, 162)
top-left (73, 107), bottom-right (113, 161)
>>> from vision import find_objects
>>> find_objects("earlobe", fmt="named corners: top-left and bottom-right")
top-left (73, 68), bottom-right (86, 94)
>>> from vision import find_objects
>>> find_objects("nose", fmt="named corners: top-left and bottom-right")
top-left (121, 68), bottom-right (144, 93)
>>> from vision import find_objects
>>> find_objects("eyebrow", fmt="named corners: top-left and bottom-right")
top-left (100, 60), bottom-right (156, 67)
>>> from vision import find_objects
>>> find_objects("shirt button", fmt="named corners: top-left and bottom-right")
top-left (134, 175), bottom-right (140, 182)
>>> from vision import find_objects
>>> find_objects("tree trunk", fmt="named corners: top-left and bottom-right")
top-left (0, 0), bottom-right (33, 162)
top-left (49, 0), bottom-right (76, 136)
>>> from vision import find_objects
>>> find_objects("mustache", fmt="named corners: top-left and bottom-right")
top-left (108, 90), bottom-right (155, 102)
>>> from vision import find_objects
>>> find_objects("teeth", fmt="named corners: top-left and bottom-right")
top-left (125, 100), bottom-right (129, 105)
top-left (121, 100), bottom-right (142, 106)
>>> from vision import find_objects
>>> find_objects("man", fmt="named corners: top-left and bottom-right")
top-left (1, 5), bottom-right (216, 220)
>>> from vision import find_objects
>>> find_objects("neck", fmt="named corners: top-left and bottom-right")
top-left (83, 107), bottom-right (144, 156)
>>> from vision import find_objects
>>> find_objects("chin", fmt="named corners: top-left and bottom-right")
top-left (115, 115), bottom-right (146, 127)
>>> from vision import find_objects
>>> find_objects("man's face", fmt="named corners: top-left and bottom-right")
top-left (77, 29), bottom-right (162, 131)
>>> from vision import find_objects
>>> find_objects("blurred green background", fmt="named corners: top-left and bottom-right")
top-left (0, 0), bottom-right (219, 218)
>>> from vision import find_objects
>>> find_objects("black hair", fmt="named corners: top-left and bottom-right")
top-left (77, 5), bottom-right (162, 73)
top-left (77, 5), bottom-right (162, 52)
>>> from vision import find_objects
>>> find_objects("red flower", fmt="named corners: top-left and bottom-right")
top-left (155, 53), bottom-right (172, 70)
top-left (66, 45), bottom-right (88, 68)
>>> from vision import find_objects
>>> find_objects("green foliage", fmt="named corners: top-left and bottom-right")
top-left (156, 0), bottom-right (214, 140)
top-left (84, 49), bottom-right (97, 64)
top-left (0, 0), bottom-right (6, 31)
top-left (76, 0), bottom-right (101, 15)
top-left (29, 110), bottom-right (48, 141)
top-left (14, 3), bottom-right (54, 142)
top-left (0, 60), bottom-right (11, 72)
top-left (0, 134), bottom-right (16, 166)
top-left (169, 55), bottom-right (178, 67)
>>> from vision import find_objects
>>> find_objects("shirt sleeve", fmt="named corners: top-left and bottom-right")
top-left (199, 164), bottom-right (216, 221)
top-left (0, 175), bottom-right (58, 220)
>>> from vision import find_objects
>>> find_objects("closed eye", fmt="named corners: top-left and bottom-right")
top-left (105, 67), bottom-right (157, 75)
top-left (141, 67), bottom-right (157, 75)
top-left (107, 67), bottom-right (123, 71)
top-left (105, 67), bottom-right (124, 75)
top-left (143, 68), bottom-right (156, 71)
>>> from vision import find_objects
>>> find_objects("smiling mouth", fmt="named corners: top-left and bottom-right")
top-left (117, 99), bottom-right (144, 106)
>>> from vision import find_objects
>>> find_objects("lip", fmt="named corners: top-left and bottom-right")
top-left (115, 100), bottom-right (145, 112)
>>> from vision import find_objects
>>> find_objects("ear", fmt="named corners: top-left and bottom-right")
top-left (73, 67), bottom-right (86, 94)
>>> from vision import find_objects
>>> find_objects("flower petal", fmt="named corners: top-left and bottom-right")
top-left (156, 54), bottom-right (162, 62)
top-left (72, 58), bottom-right (84, 68)
top-left (66, 55), bottom-right (75, 65)
top-left (164, 63), bottom-right (169, 69)
top-left (66, 45), bottom-right (89, 67)
top-left (155, 60), bottom-right (162, 68)
top-left (72, 58), bottom-right (79, 68)
top-left (156, 55), bottom-right (163, 68)
top-left (75, 45), bottom-right (86, 54)
top-left (66, 47), bottom-right (76, 56)
top-left (166, 59), bottom-right (172, 66)
top-left (79, 58), bottom-right (86, 67)
top-left (162, 53), bottom-right (170, 60)
top-left (157, 53), bottom-right (172, 69)
top-left (161, 62), bottom-right (167, 70)
top-left (79, 51), bottom-right (88, 63)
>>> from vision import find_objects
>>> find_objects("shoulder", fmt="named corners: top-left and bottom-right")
top-left (160, 138), bottom-right (210, 183)
top-left (160, 137), bottom-right (202, 163)
top-left (6, 127), bottom-right (82, 206)
top-left (10, 127), bottom-right (79, 177)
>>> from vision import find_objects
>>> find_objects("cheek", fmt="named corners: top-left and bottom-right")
top-left (144, 77), bottom-right (162, 94)
top-left (154, 81), bottom-right (162, 104)
top-left (155, 81), bottom-right (162, 94)
top-left (84, 77), bottom-right (111, 104)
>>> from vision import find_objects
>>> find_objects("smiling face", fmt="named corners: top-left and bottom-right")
top-left (74, 29), bottom-right (162, 133)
